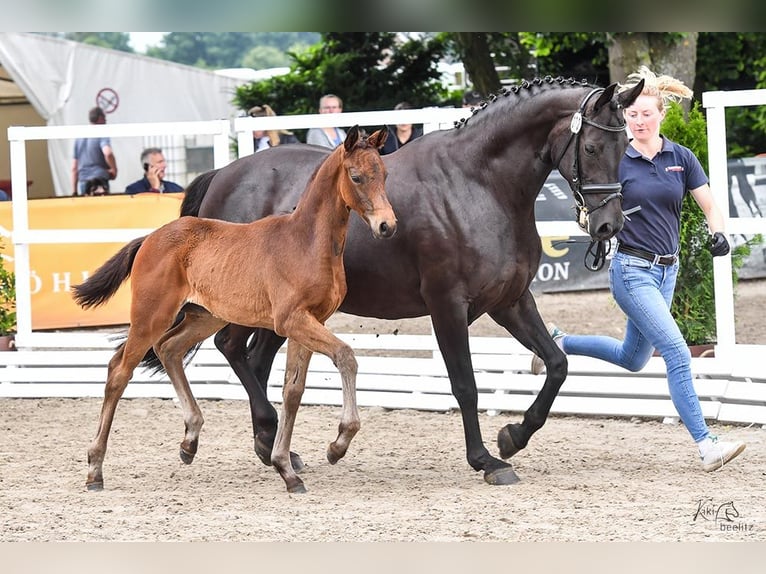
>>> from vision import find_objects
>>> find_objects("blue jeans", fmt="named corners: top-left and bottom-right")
top-left (561, 251), bottom-right (709, 442)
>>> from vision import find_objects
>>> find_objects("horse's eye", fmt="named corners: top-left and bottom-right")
top-left (350, 175), bottom-right (362, 184)
top-left (584, 143), bottom-right (596, 155)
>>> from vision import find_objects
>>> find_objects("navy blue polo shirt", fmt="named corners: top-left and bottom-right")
top-left (617, 136), bottom-right (708, 255)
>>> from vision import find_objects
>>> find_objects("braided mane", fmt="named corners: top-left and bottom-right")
top-left (454, 76), bottom-right (592, 129)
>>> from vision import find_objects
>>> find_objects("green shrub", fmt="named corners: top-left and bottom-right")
top-left (0, 240), bottom-right (16, 335)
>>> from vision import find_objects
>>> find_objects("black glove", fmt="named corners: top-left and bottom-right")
top-left (709, 231), bottom-right (730, 257)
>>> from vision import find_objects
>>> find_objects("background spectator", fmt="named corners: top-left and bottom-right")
top-left (306, 94), bottom-right (346, 149)
top-left (71, 107), bottom-right (117, 196)
top-left (247, 104), bottom-right (299, 152)
top-left (380, 101), bottom-right (423, 155)
top-left (462, 88), bottom-right (484, 108)
top-left (125, 148), bottom-right (183, 194)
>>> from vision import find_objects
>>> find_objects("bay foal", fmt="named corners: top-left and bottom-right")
top-left (73, 126), bottom-right (393, 493)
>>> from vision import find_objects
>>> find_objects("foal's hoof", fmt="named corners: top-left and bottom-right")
top-left (497, 424), bottom-right (523, 459)
top-left (179, 448), bottom-right (196, 465)
top-left (86, 481), bottom-right (104, 492)
top-left (484, 465), bottom-right (521, 486)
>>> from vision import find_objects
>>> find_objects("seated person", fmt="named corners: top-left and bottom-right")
top-left (247, 104), bottom-right (300, 151)
top-left (380, 101), bottom-right (423, 155)
top-left (125, 147), bottom-right (183, 194)
top-left (83, 177), bottom-right (110, 196)
top-left (306, 94), bottom-right (346, 149)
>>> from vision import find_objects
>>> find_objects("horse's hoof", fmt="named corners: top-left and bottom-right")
top-left (497, 424), bottom-right (522, 459)
top-left (179, 448), bottom-right (195, 465)
top-left (484, 465), bottom-right (521, 486)
top-left (254, 437), bottom-right (273, 466)
top-left (290, 451), bottom-right (306, 474)
top-left (287, 481), bottom-right (307, 494)
top-left (86, 481), bottom-right (104, 492)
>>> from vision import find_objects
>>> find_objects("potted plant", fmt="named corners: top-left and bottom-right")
top-left (0, 239), bottom-right (16, 350)
top-left (662, 101), bottom-right (762, 352)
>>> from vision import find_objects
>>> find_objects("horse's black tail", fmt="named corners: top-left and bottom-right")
top-left (131, 306), bottom-right (207, 375)
top-left (180, 168), bottom-right (219, 217)
top-left (72, 236), bottom-right (146, 309)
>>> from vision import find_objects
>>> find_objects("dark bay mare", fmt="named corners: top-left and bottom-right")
top-left (175, 77), bottom-right (644, 486)
top-left (74, 127), bottom-right (394, 493)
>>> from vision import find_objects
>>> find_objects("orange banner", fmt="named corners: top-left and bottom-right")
top-left (0, 193), bottom-right (185, 329)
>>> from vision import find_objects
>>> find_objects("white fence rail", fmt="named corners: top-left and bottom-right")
top-left (1, 331), bottom-right (763, 425)
top-left (4, 95), bottom-right (766, 425)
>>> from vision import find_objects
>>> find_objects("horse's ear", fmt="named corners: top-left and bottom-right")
top-left (344, 125), bottom-right (361, 152)
top-left (368, 127), bottom-right (388, 150)
top-left (617, 78), bottom-right (644, 110)
top-left (593, 83), bottom-right (617, 113)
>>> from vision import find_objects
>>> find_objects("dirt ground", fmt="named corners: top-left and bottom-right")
top-left (1, 280), bottom-right (764, 542)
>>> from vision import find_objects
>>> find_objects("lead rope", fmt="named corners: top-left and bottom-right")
top-left (583, 205), bottom-right (641, 271)
top-left (585, 239), bottom-right (611, 271)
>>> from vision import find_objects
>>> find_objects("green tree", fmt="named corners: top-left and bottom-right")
top-left (233, 33), bottom-right (448, 117)
top-left (145, 32), bottom-right (319, 69)
top-left (241, 45), bottom-right (292, 70)
top-left (63, 33), bottom-right (134, 53)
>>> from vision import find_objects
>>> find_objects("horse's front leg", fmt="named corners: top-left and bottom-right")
top-left (489, 289), bottom-right (567, 458)
top-left (271, 339), bottom-right (312, 493)
top-left (428, 301), bottom-right (520, 486)
top-left (215, 324), bottom-right (297, 468)
top-left (156, 309), bottom-right (227, 465)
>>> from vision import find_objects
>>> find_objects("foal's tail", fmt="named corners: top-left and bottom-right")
top-left (180, 168), bottom-right (219, 217)
top-left (72, 236), bottom-right (146, 309)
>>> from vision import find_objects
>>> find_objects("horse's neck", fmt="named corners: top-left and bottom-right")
top-left (448, 97), bottom-right (564, 199)
top-left (291, 156), bottom-right (350, 252)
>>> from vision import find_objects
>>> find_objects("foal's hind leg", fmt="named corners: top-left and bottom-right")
top-left (155, 308), bottom-right (227, 465)
top-left (87, 328), bottom-right (161, 491)
top-left (489, 291), bottom-right (567, 458)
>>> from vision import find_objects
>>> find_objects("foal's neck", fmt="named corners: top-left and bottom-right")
top-left (291, 151), bottom-right (351, 249)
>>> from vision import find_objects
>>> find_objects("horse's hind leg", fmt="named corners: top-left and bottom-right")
top-left (155, 308), bottom-right (227, 465)
top-left (489, 290), bottom-right (567, 458)
top-left (87, 330), bottom-right (157, 491)
top-left (271, 340), bottom-right (312, 493)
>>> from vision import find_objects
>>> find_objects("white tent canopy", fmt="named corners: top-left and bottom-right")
top-left (0, 32), bottom-right (249, 195)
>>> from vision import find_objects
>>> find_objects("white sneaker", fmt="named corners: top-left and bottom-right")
top-left (530, 324), bottom-right (566, 375)
top-left (699, 435), bottom-right (746, 472)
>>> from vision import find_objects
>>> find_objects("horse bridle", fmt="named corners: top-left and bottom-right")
top-left (554, 87), bottom-right (627, 232)
top-left (554, 87), bottom-right (627, 271)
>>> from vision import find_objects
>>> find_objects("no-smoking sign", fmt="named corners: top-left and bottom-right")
top-left (96, 87), bottom-right (120, 114)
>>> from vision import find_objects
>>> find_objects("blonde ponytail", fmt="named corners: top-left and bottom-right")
top-left (619, 65), bottom-right (692, 109)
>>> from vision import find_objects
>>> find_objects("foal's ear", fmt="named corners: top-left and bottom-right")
top-left (368, 127), bottom-right (388, 150)
top-left (344, 125), bottom-right (361, 152)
